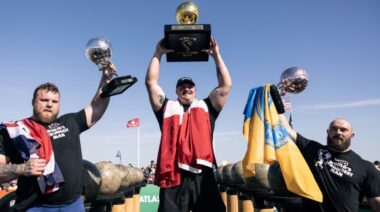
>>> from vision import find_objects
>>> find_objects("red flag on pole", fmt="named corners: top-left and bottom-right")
top-left (127, 118), bottom-right (139, 128)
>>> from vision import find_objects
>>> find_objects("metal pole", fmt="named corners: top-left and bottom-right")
top-left (137, 126), bottom-right (140, 168)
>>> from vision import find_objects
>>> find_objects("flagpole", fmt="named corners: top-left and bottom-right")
top-left (116, 150), bottom-right (121, 164)
top-left (288, 94), bottom-right (293, 127)
top-left (137, 126), bottom-right (140, 168)
top-left (127, 118), bottom-right (140, 167)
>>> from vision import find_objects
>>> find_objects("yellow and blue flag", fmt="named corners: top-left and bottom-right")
top-left (242, 84), bottom-right (322, 202)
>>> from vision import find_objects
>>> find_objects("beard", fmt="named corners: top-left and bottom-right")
top-left (327, 135), bottom-right (351, 152)
top-left (178, 92), bottom-right (194, 104)
top-left (33, 108), bottom-right (59, 124)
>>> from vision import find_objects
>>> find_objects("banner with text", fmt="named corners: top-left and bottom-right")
top-left (140, 184), bottom-right (159, 211)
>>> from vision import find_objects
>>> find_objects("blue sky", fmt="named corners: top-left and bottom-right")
top-left (1, 1), bottom-right (379, 167)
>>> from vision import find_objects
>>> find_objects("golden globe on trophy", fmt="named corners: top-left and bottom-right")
top-left (85, 37), bottom-right (137, 98)
top-left (164, 2), bottom-right (211, 62)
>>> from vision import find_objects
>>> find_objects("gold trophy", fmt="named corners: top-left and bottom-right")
top-left (165, 2), bottom-right (211, 62)
top-left (85, 37), bottom-right (137, 98)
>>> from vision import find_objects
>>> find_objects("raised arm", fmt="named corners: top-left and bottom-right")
top-left (204, 37), bottom-right (232, 112)
top-left (84, 64), bottom-right (112, 128)
top-left (269, 85), bottom-right (298, 140)
top-left (145, 39), bottom-right (173, 112)
top-left (279, 114), bottom-right (298, 141)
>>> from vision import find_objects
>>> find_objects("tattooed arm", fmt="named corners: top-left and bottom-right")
top-left (145, 39), bottom-right (173, 112)
top-left (0, 154), bottom-right (46, 183)
top-left (204, 37), bottom-right (232, 112)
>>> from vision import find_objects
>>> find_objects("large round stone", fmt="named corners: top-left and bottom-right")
top-left (230, 161), bottom-right (245, 186)
top-left (268, 162), bottom-right (288, 195)
top-left (222, 163), bottom-right (234, 185)
top-left (116, 165), bottom-right (133, 191)
top-left (95, 161), bottom-right (123, 194)
top-left (244, 163), bottom-right (270, 190)
top-left (82, 160), bottom-right (101, 202)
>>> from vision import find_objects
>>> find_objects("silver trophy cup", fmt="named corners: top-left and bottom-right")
top-left (278, 66), bottom-right (308, 96)
top-left (85, 37), bottom-right (137, 98)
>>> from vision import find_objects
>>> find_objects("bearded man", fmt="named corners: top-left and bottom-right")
top-left (279, 115), bottom-right (380, 212)
top-left (0, 65), bottom-right (111, 211)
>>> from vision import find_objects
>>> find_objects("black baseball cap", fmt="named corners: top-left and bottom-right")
top-left (176, 77), bottom-right (195, 88)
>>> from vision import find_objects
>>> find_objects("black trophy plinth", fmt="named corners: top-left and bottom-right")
top-left (164, 24), bottom-right (211, 62)
top-left (101, 75), bottom-right (138, 98)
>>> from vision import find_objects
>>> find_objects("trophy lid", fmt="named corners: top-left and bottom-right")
top-left (85, 37), bottom-right (112, 65)
top-left (176, 2), bottom-right (199, 24)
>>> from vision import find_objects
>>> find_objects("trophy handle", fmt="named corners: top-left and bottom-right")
top-left (100, 62), bottom-right (118, 81)
top-left (107, 72), bottom-right (118, 81)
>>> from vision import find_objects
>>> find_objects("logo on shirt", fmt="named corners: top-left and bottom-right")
top-left (315, 149), bottom-right (331, 168)
top-left (315, 149), bottom-right (353, 177)
top-left (47, 123), bottom-right (69, 140)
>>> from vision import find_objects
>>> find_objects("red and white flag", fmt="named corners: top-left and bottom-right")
top-left (127, 118), bottom-right (139, 128)
top-left (283, 100), bottom-right (292, 110)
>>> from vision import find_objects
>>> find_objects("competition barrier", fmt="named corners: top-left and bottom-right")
top-left (82, 160), bottom-right (146, 212)
top-left (215, 161), bottom-right (372, 212)
top-left (0, 160), bottom-right (371, 211)
top-left (215, 161), bottom-right (301, 212)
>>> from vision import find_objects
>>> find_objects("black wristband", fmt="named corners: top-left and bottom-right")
top-left (270, 85), bottom-right (285, 114)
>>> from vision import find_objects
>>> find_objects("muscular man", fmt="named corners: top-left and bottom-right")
top-left (145, 37), bottom-right (232, 211)
top-left (0, 65), bottom-right (113, 211)
top-left (279, 114), bottom-right (380, 211)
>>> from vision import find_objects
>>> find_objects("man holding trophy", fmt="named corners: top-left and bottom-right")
top-left (0, 37), bottom-right (131, 211)
top-left (146, 3), bottom-right (232, 211)
top-left (145, 35), bottom-right (232, 211)
top-left (268, 72), bottom-right (380, 211)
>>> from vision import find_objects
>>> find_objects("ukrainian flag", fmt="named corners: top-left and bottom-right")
top-left (242, 84), bottom-right (322, 202)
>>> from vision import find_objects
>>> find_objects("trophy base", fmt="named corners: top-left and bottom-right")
top-left (166, 52), bottom-right (209, 62)
top-left (164, 24), bottom-right (211, 62)
top-left (100, 75), bottom-right (138, 98)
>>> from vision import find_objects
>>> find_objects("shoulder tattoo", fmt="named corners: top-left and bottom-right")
top-left (159, 95), bottom-right (165, 104)
top-left (210, 89), bottom-right (219, 101)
